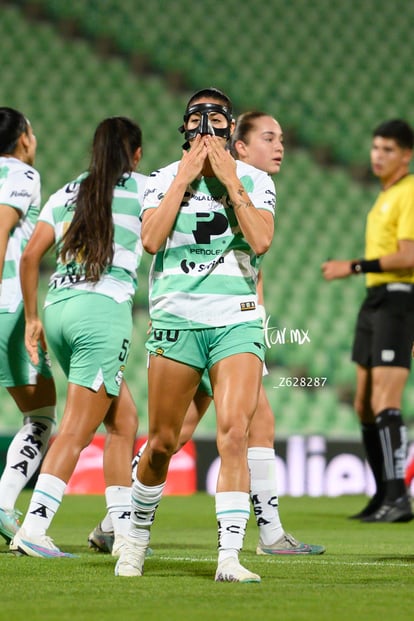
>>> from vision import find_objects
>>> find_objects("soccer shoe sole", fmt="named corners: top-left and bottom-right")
top-left (215, 572), bottom-right (261, 583)
top-left (362, 507), bottom-right (413, 523)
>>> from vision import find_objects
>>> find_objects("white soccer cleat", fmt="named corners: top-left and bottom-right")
top-left (111, 534), bottom-right (128, 557)
top-left (214, 558), bottom-right (261, 583)
top-left (9, 528), bottom-right (75, 558)
top-left (89, 524), bottom-right (153, 558)
top-left (111, 534), bottom-right (154, 559)
top-left (114, 537), bottom-right (147, 577)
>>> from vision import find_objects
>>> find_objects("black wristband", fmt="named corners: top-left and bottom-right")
top-left (351, 259), bottom-right (382, 274)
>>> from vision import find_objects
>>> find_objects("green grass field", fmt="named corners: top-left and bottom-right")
top-left (1, 492), bottom-right (413, 621)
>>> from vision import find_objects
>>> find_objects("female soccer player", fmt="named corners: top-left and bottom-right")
top-left (0, 108), bottom-right (56, 544)
top-left (115, 88), bottom-right (275, 582)
top-left (10, 116), bottom-right (145, 557)
top-left (90, 110), bottom-right (325, 559)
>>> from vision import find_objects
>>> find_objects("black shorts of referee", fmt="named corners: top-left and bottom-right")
top-left (352, 283), bottom-right (414, 369)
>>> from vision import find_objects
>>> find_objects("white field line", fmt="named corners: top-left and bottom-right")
top-left (148, 554), bottom-right (414, 568)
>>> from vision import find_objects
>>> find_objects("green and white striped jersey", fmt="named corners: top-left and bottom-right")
top-left (40, 171), bottom-right (146, 306)
top-left (0, 156), bottom-right (41, 313)
top-left (142, 160), bottom-right (276, 329)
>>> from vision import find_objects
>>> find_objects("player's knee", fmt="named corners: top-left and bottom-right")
top-left (217, 424), bottom-right (248, 454)
top-left (147, 434), bottom-right (177, 463)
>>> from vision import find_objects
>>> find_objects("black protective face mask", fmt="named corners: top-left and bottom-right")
top-left (179, 103), bottom-right (232, 150)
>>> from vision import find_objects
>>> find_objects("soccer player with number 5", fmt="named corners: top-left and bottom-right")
top-left (10, 116), bottom-right (146, 557)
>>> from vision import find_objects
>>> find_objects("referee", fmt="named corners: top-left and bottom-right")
top-left (322, 119), bottom-right (414, 523)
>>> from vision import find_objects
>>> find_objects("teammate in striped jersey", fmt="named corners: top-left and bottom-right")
top-left (0, 108), bottom-right (56, 544)
top-left (10, 116), bottom-right (144, 557)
